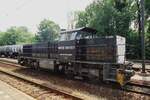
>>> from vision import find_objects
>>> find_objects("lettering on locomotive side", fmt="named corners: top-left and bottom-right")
top-left (59, 54), bottom-right (72, 56)
top-left (58, 46), bottom-right (75, 50)
top-left (58, 46), bottom-right (65, 50)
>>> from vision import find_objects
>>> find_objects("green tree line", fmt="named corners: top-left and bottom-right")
top-left (0, 26), bottom-right (35, 45)
top-left (0, 19), bottom-right (60, 45)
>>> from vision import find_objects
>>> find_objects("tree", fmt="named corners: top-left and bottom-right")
top-left (145, 32), bottom-right (150, 59)
top-left (0, 32), bottom-right (5, 45)
top-left (75, 11), bottom-right (88, 28)
top-left (145, 0), bottom-right (150, 33)
top-left (0, 26), bottom-right (34, 45)
top-left (76, 0), bottom-right (134, 36)
top-left (15, 27), bottom-right (34, 44)
top-left (144, 0), bottom-right (150, 59)
top-left (145, 0), bottom-right (150, 18)
top-left (37, 19), bottom-right (60, 42)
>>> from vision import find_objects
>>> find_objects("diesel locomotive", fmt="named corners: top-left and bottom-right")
top-left (0, 27), bottom-right (134, 85)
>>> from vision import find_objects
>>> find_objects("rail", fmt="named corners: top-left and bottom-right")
top-left (0, 60), bottom-right (83, 100)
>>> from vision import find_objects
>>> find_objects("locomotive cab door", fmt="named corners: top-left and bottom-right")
top-left (58, 31), bottom-right (77, 61)
top-left (75, 32), bottom-right (86, 61)
top-left (58, 27), bottom-right (97, 62)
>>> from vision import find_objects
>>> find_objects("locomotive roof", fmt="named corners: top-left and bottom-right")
top-left (60, 27), bottom-right (97, 34)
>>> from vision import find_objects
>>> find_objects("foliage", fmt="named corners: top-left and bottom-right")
top-left (76, 0), bottom-right (134, 37)
top-left (145, 0), bottom-right (150, 17)
top-left (0, 32), bottom-right (5, 45)
top-left (37, 19), bottom-right (60, 42)
top-left (126, 30), bottom-right (140, 59)
top-left (145, 0), bottom-right (150, 59)
top-left (145, 0), bottom-right (150, 35)
top-left (145, 32), bottom-right (150, 59)
top-left (0, 19), bottom-right (60, 45)
top-left (0, 26), bottom-right (34, 45)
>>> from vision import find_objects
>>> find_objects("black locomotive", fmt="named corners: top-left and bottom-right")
top-left (1, 27), bottom-right (135, 85)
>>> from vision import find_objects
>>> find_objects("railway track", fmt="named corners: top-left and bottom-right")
top-left (123, 82), bottom-right (150, 96)
top-left (132, 67), bottom-right (150, 73)
top-left (0, 59), bottom-right (150, 98)
top-left (129, 59), bottom-right (150, 64)
top-left (0, 60), bottom-right (83, 100)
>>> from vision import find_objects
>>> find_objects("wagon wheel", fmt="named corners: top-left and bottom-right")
top-left (33, 61), bottom-right (40, 71)
top-left (54, 64), bottom-right (59, 73)
top-left (64, 66), bottom-right (74, 79)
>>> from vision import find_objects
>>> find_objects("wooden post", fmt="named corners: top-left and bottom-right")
top-left (140, 0), bottom-right (145, 73)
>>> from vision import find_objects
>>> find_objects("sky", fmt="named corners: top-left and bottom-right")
top-left (0, 0), bottom-right (93, 33)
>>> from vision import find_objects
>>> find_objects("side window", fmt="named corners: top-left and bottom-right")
top-left (70, 32), bottom-right (77, 40)
top-left (60, 34), bottom-right (66, 41)
top-left (60, 32), bottom-right (77, 41)
top-left (81, 31), bottom-right (92, 39)
top-left (75, 33), bottom-right (82, 40)
top-left (76, 31), bottom-right (96, 39)
top-left (66, 33), bottom-right (71, 40)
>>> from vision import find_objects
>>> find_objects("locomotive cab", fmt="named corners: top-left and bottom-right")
top-left (58, 27), bottom-right (97, 61)
top-left (60, 27), bottom-right (97, 41)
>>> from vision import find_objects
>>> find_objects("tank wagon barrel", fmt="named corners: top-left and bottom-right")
top-left (0, 45), bottom-right (22, 58)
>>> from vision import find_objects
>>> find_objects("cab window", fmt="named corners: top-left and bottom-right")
top-left (75, 31), bottom-right (95, 40)
top-left (60, 34), bottom-right (66, 41)
top-left (60, 32), bottom-right (77, 41)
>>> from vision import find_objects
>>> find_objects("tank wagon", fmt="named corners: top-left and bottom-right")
top-left (17, 27), bottom-right (134, 86)
top-left (0, 45), bottom-right (22, 58)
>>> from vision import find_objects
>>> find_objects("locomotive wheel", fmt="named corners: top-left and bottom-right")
top-left (21, 59), bottom-right (27, 66)
top-left (54, 64), bottom-right (59, 73)
top-left (66, 72), bottom-right (74, 79)
top-left (33, 61), bottom-right (39, 70)
top-left (65, 66), bottom-right (74, 79)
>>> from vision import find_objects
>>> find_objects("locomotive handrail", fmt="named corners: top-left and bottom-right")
top-left (60, 27), bottom-right (97, 34)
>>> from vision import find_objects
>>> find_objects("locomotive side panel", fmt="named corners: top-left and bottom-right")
top-left (76, 37), bottom-right (116, 63)
top-left (48, 42), bottom-right (58, 59)
top-left (58, 40), bottom-right (76, 61)
top-left (22, 44), bottom-right (32, 57)
top-left (75, 39), bottom-right (86, 61)
top-left (32, 43), bottom-right (48, 58)
top-left (75, 36), bottom-right (125, 64)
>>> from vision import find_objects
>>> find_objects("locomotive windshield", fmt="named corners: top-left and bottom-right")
top-left (75, 31), bottom-right (95, 40)
top-left (60, 32), bottom-right (77, 41)
top-left (60, 27), bottom-right (97, 41)
top-left (60, 31), bottom-right (95, 41)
